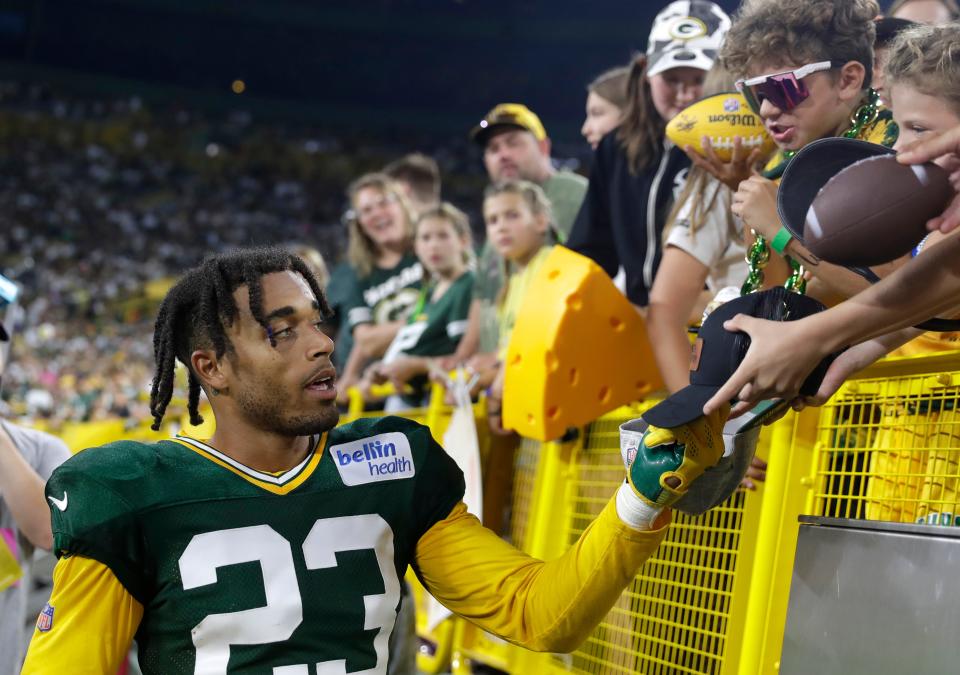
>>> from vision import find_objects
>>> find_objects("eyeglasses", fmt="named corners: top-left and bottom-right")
top-left (735, 61), bottom-right (838, 115)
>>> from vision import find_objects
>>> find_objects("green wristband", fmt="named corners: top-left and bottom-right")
top-left (770, 226), bottom-right (794, 255)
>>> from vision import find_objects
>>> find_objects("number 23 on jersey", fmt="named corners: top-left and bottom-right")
top-left (179, 514), bottom-right (400, 675)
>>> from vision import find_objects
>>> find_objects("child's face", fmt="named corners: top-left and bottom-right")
top-left (582, 91), bottom-right (623, 150)
top-left (414, 216), bottom-right (466, 278)
top-left (647, 67), bottom-right (705, 122)
top-left (891, 83), bottom-right (960, 167)
top-left (746, 61), bottom-right (857, 152)
top-left (353, 186), bottom-right (408, 250)
top-left (484, 192), bottom-right (547, 265)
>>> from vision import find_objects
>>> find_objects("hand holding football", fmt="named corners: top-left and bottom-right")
top-left (804, 155), bottom-right (954, 266)
top-left (666, 92), bottom-right (776, 162)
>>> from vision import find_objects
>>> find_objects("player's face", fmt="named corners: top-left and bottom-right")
top-left (414, 216), bottom-right (466, 279)
top-left (891, 84), bottom-right (960, 169)
top-left (483, 129), bottom-right (549, 183)
top-left (225, 271), bottom-right (339, 436)
top-left (483, 192), bottom-right (547, 266)
top-left (353, 186), bottom-right (408, 251)
top-left (582, 91), bottom-right (623, 150)
top-left (647, 67), bottom-right (705, 122)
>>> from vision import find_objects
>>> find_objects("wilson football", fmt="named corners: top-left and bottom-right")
top-left (805, 155), bottom-right (953, 266)
top-left (666, 92), bottom-right (776, 162)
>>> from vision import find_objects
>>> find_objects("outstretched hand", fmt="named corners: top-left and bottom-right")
top-left (703, 313), bottom-right (828, 417)
top-left (684, 136), bottom-right (765, 192)
top-left (897, 126), bottom-right (960, 234)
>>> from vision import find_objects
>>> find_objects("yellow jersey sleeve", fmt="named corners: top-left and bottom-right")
top-left (21, 555), bottom-right (143, 674)
top-left (414, 497), bottom-right (669, 652)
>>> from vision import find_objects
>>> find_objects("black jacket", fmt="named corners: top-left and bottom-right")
top-left (567, 133), bottom-right (690, 307)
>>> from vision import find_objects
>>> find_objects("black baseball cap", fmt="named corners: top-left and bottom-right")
top-left (777, 137), bottom-right (894, 243)
top-left (874, 17), bottom-right (917, 48)
top-left (642, 287), bottom-right (836, 428)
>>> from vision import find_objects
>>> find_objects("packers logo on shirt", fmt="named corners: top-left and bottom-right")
top-left (373, 287), bottom-right (422, 325)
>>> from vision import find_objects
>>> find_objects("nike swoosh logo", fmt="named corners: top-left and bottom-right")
top-left (48, 492), bottom-right (68, 512)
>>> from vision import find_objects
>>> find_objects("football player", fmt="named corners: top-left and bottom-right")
top-left (23, 247), bottom-right (725, 674)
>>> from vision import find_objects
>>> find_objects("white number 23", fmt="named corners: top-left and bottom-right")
top-left (179, 514), bottom-right (399, 675)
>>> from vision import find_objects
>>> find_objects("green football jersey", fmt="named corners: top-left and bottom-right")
top-left (343, 255), bottom-right (424, 331)
top-left (46, 416), bottom-right (464, 675)
top-left (382, 271), bottom-right (474, 363)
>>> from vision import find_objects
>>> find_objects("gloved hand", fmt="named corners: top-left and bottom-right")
top-left (620, 404), bottom-right (730, 509)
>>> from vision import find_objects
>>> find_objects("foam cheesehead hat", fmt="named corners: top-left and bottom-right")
top-left (646, 1), bottom-right (731, 77)
top-left (642, 287), bottom-right (837, 428)
top-left (470, 103), bottom-right (547, 147)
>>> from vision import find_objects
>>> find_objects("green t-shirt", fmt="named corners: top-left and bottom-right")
top-left (343, 254), bottom-right (424, 332)
top-left (382, 271), bottom-right (474, 363)
top-left (46, 416), bottom-right (464, 675)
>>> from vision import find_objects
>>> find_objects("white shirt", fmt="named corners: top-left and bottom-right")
top-left (665, 177), bottom-right (748, 292)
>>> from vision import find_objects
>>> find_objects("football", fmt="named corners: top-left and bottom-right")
top-left (804, 155), bottom-right (954, 266)
top-left (666, 92), bottom-right (776, 162)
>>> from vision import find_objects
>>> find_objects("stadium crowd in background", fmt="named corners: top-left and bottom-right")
top-left (0, 0), bottom-right (957, 437)
top-left (4, 0), bottom-right (960, 672)
top-left (0, 81), bottom-right (489, 424)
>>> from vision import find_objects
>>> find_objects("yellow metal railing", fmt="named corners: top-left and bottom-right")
top-left (748, 351), bottom-right (960, 674)
top-left (545, 406), bottom-right (761, 675)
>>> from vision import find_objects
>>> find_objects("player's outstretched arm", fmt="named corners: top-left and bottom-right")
top-left (415, 409), bottom-right (726, 653)
top-left (415, 500), bottom-right (669, 653)
top-left (21, 555), bottom-right (143, 674)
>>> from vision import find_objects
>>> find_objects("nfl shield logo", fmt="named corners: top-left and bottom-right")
top-left (723, 97), bottom-right (740, 113)
top-left (36, 603), bottom-right (54, 632)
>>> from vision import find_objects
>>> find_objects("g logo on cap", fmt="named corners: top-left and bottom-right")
top-left (669, 17), bottom-right (707, 40)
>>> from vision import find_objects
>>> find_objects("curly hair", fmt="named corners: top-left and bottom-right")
top-left (885, 23), bottom-right (960, 117)
top-left (720, 0), bottom-right (878, 87)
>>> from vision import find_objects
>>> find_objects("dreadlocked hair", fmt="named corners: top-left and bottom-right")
top-left (149, 247), bottom-right (331, 431)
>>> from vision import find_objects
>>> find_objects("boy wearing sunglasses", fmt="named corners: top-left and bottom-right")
top-left (714, 0), bottom-right (900, 299)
